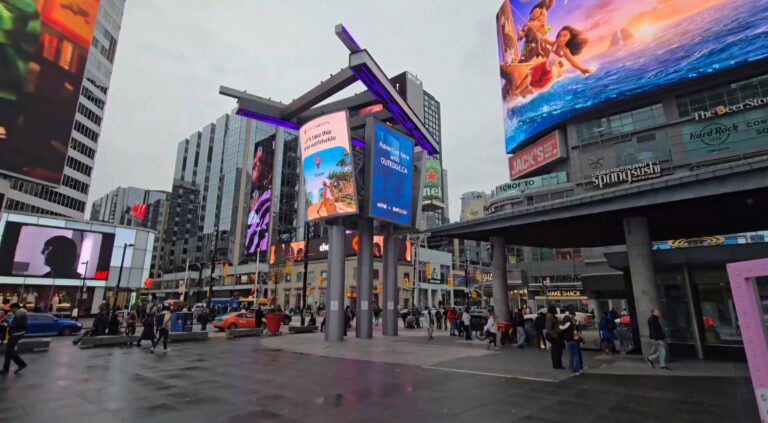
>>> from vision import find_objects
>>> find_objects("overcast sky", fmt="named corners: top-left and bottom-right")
top-left (90, 0), bottom-right (510, 222)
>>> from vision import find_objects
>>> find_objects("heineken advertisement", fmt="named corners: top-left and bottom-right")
top-left (422, 158), bottom-right (443, 204)
top-left (683, 107), bottom-right (768, 159)
top-left (492, 171), bottom-right (567, 199)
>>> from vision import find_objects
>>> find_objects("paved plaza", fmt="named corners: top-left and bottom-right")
top-left (0, 324), bottom-right (759, 423)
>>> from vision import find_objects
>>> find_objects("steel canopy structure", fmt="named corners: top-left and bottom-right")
top-left (220, 24), bottom-right (438, 156)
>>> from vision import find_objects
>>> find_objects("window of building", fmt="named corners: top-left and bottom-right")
top-left (69, 137), bottom-right (96, 159)
top-left (73, 119), bottom-right (99, 143)
top-left (507, 246), bottom-right (524, 264)
top-left (575, 104), bottom-right (665, 144)
top-left (77, 102), bottom-right (102, 126)
top-left (677, 74), bottom-right (768, 118)
top-left (81, 86), bottom-right (105, 110)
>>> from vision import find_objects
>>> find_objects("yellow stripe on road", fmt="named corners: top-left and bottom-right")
top-left (421, 366), bottom-right (560, 383)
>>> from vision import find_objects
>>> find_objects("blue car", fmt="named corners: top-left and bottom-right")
top-left (8, 312), bottom-right (83, 337)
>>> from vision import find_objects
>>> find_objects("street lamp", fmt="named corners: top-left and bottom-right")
top-left (113, 243), bottom-right (134, 311)
top-left (75, 260), bottom-right (88, 321)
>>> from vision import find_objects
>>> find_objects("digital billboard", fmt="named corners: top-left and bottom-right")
top-left (299, 111), bottom-right (358, 221)
top-left (0, 0), bottom-right (101, 185)
top-left (269, 234), bottom-right (412, 264)
top-left (367, 122), bottom-right (414, 226)
top-left (422, 158), bottom-right (443, 204)
top-left (244, 135), bottom-right (275, 256)
top-left (0, 222), bottom-right (114, 279)
top-left (497, 0), bottom-right (768, 154)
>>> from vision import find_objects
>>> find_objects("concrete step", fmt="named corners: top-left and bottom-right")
top-left (288, 325), bottom-right (318, 334)
top-left (79, 335), bottom-right (138, 349)
top-left (0, 338), bottom-right (51, 353)
top-left (168, 331), bottom-right (209, 342)
top-left (226, 328), bottom-right (263, 338)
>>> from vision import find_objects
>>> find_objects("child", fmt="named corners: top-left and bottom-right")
top-left (515, 25), bottom-right (592, 97)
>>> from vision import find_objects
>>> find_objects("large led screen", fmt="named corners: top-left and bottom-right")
top-left (0, 0), bottom-right (101, 185)
top-left (367, 122), bottom-right (414, 226)
top-left (0, 222), bottom-right (114, 279)
top-left (300, 111), bottom-right (358, 221)
top-left (244, 135), bottom-right (275, 256)
top-left (497, 0), bottom-right (768, 153)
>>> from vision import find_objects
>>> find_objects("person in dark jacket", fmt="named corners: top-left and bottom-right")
top-left (533, 311), bottom-right (547, 349)
top-left (136, 312), bottom-right (156, 347)
top-left (560, 313), bottom-right (582, 373)
top-left (254, 306), bottom-right (264, 329)
top-left (91, 307), bottom-right (109, 336)
top-left (107, 311), bottom-right (121, 335)
top-left (511, 308), bottom-right (526, 348)
top-left (544, 306), bottom-right (564, 369)
top-left (646, 308), bottom-right (669, 370)
top-left (198, 308), bottom-right (210, 331)
top-left (2, 303), bottom-right (27, 374)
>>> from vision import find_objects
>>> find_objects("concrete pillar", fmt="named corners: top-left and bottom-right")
top-left (490, 236), bottom-right (511, 322)
top-left (325, 224), bottom-right (346, 342)
top-left (623, 216), bottom-right (659, 355)
top-left (382, 226), bottom-right (398, 336)
top-left (450, 288), bottom-right (455, 306)
top-left (427, 288), bottom-right (432, 308)
top-left (356, 219), bottom-right (373, 338)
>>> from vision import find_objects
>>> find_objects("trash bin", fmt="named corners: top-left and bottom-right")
top-left (171, 312), bottom-right (194, 332)
top-left (265, 312), bottom-right (283, 335)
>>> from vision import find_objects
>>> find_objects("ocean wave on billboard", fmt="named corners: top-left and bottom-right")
top-left (500, 0), bottom-right (768, 153)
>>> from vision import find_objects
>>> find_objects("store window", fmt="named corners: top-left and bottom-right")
top-left (575, 104), bottom-right (665, 144)
top-left (691, 268), bottom-right (742, 346)
top-left (507, 247), bottom-right (524, 264)
top-left (656, 269), bottom-right (694, 343)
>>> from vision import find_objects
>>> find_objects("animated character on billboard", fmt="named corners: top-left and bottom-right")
top-left (40, 236), bottom-right (82, 278)
top-left (315, 180), bottom-right (338, 217)
top-left (518, 0), bottom-right (555, 63)
top-left (0, 0), bottom-right (40, 102)
top-left (513, 26), bottom-right (591, 97)
top-left (245, 141), bottom-right (274, 256)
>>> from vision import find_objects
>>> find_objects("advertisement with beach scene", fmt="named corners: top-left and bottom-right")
top-left (497, 0), bottom-right (768, 154)
top-left (299, 111), bottom-right (358, 221)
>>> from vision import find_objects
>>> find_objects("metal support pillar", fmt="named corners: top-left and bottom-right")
top-left (382, 225), bottom-right (398, 336)
top-left (356, 219), bottom-right (373, 338)
top-left (683, 265), bottom-right (705, 359)
top-left (623, 216), bottom-right (660, 355)
top-left (490, 236), bottom-right (511, 322)
top-left (325, 224), bottom-right (346, 341)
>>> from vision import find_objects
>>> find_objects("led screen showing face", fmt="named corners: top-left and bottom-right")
top-left (497, 0), bottom-right (768, 153)
top-left (244, 136), bottom-right (275, 257)
top-left (0, 0), bottom-right (101, 184)
top-left (368, 122), bottom-right (414, 226)
top-left (0, 222), bottom-right (114, 279)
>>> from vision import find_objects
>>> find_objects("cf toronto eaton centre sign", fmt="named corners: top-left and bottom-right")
top-left (592, 161), bottom-right (662, 189)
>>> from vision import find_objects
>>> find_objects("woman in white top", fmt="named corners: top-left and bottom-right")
top-left (462, 309), bottom-right (472, 341)
top-left (484, 312), bottom-right (499, 351)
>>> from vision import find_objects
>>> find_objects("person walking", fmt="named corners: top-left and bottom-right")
top-left (425, 308), bottom-right (435, 341)
top-left (447, 307), bottom-right (456, 336)
top-left (511, 307), bottom-right (526, 348)
top-left (599, 310), bottom-right (618, 356)
top-left (434, 308), bottom-right (443, 331)
top-left (151, 306), bottom-right (171, 353)
top-left (1, 303), bottom-right (27, 374)
top-left (462, 308), bottom-right (472, 341)
top-left (373, 304), bottom-right (381, 327)
top-left (125, 311), bottom-right (138, 336)
top-left (484, 311), bottom-right (499, 351)
top-left (534, 311), bottom-right (547, 349)
top-left (91, 306), bottom-right (109, 337)
top-left (545, 306), bottom-right (564, 369)
top-left (646, 308), bottom-right (669, 370)
top-left (198, 308), bottom-right (210, 331)
top-left (136, 312), bottom-right (155, 347)
top-left (343, 307), bottom-right (352, 337)
top-left (560, 313), bottom-right (583, 373)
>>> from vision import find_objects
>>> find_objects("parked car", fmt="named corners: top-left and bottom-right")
top-left (214, 312), bottom-right (257, 331)
top-left (8, 312), bottom-right (83, 336)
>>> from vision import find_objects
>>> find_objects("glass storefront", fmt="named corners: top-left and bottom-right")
top-left (656, 269), bottom-right (695, 343)
top-left (691, 268), bottom-right (743, 346)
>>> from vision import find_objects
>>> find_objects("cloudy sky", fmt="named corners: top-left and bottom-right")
top-left (91, 0), bottom-right (510, 222)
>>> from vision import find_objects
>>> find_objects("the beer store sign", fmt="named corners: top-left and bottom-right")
top-left (693, 95), bottom-right (768, 120)
top-left (592, 161), bottom-right (661, 189)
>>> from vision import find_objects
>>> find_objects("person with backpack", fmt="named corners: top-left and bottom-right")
top-left (599, 310), bottom-right (618, 356)
top-left (545, 306), bottom-right (564, 369)
top-left (151, 306), bottom-right (171, 353)
top-left (136, 312), bottom-right (156, 347)
top-left (372, 304), bottom-right (381, 327)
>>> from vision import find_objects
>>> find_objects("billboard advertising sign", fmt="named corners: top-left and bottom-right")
top-left (269, 234), bottom-right (411, 264)
top-left (0, 221), bottom-right (114, 279)
top-left (493, 171), bottom-right (567, 199)
top-left (245, 135), bottom-right (275, 256)
top-left (299, 111), bottom-right (358, 221)
top-left (496, 0), bottom-right (768, 154)
top-left (0, 0), bottom-right (101, 185)
top-left (367, 122), bottom-right (414, 226)
top-left (507, 131), bottom-right (565, 180)
top-left (422, 158), bottom-right (443, 203)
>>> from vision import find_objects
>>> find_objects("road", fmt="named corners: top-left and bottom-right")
top-left (0, 325), bottom-right (759, 422)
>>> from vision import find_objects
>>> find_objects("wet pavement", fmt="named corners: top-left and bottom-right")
top-left (0, 330), bottom-right (759, 423)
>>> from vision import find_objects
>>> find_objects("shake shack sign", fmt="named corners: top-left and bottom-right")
top-left (592, 161), bottom-right (661, 188)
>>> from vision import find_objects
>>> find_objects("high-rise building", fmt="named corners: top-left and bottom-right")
top-left (161, 109), bottom-right (299, 276)
top-left (3, 0), bottom-right (126, 218)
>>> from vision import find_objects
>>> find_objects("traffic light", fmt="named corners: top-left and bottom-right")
top-left (425, 262), bottom-right (431, 278)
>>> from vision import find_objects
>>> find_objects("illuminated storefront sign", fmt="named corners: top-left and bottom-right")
top-left (684, 108), bottom-right (768, 159)
top-left (507, 132), bottom-right (566, 180)
top-left (692, 95), bottom-right (768, 120)
top-left (493, 171), bottom-right (567, 199)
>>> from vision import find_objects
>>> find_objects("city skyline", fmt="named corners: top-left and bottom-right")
top-left (88, 0), bottom-right (509, 222)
